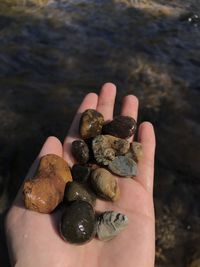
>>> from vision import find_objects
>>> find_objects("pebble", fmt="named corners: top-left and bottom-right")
top-left (71, 140), bottom-right (89, 164)
top-left (60, 201), bottom-right (96, 244)
top-left (79, 109), bottom-right (104, 139)
top-left (96, 211), bottom-right (128, 241)
top-left (126, 142), bottom-right (142, 163)
top-left (64, 181), bottom-right (96, 206)
top-left (102, 116), bottom-right (137, 139)
top-left (91, 168), bottom-right (120, 201)
top-left (72, 164), bottom-right (91, 183)
top-left (92, 135), bottom-right (130, 165)
top-left (108, 156), bottom-right (137, 177)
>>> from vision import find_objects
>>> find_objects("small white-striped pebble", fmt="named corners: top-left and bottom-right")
top-left (96, 211), bottom-right (128, 241)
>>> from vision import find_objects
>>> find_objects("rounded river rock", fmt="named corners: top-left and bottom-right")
top-left (108, 156), bottom-right (137, 177)
top-left (102, 115), bottom-right (137, 139)
top-left (91, 168), bottom-right (120, 201)
top-left (72, 164), bottom-right (91, 183)
top-left (71, 140), bottom-right (89, 164)
top-left (64, 181), bottom-right (96, 206)
top-left (60, 201), bottom-right (96, 244)
top-left (79, 109), bottom-right (104, 139)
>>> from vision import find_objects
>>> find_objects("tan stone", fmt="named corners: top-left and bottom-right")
top-left (23, 154), bottom-right (72, 213)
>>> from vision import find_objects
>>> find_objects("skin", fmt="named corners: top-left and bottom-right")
top-left (5, 83), bottom-right (156, 267)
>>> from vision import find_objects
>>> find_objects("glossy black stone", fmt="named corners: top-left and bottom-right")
top-left (71, 140), bottom-right (89, 164)
top-left (60, 201), bottom-right (96, 244)
top-left (102, 116), bottom-right (137, 139)
top-left (72, 164), bottom-right (91, 183)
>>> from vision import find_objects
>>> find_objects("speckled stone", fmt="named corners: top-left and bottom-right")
top-left (102, 116), bottom-right (137, 139)
top-left (64, 181), bottom-right (96, 206)
top-left (79, 109), bottom-right (104, 139)
top-left (108, 156), bottom-right (137, 177)
top-left (91, 168), bottom-right (120, 201)
top-left (72, 164), bottom-right (91, 183)
top-left (126, 142), bottom-right (142, 163)
top-left (92, 135), bottom-right (130, 165)
top-left (60, 201), bottom-right (96, 244)
top-left (96, 211), bottom-right (128, 241)
top-left (71, 140), bottom-right (89, 164)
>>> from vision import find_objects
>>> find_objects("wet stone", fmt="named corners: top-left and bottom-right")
top-left (96, 211), bottom-right (128, 241)
top-left (92, 135), bottom-right (130, 165)
top-left (71, 140), bottom-right (89, 164)
top-left (91, 168), bottom-right (120, 201)
top-left (64, 181), bottom-right (96, 206)
top-left (108, 156), bottom-right (137, 177)
top-left (72, 164), bottom-right (91, 183)
top-left (79, 109), bottom-right (104, 139)
top-left (60, 201), bottom-right (96, 245)
top-left (102, 116), bottom-right (137, 139)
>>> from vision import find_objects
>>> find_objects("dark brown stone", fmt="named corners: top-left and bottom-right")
top-left (72, 164), bottom-right (91, 183)
top-left (60, 201), bottom-right (96, 244)
top-left (64, 181), bottom-right (96, 206)
top-left (102, 115), bottom-right (137, 139)
top-left (79, 109), bottom-right (104, 139)
top-left (71, 140), bottom-right (89, 164)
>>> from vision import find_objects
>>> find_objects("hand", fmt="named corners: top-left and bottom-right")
top-left (5, 83), bottom-right (156, 267)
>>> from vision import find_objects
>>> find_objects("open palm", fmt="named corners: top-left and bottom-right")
top-left (5, 83), bottom-right (156, 267)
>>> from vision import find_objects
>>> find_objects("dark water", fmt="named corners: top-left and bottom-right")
top-left (0, 0), bottom-right (200, 266)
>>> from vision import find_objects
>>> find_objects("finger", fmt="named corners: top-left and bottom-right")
top-left (136, 122), bottom-right (156, 194)
top-left (13, 136), bottom-right (63, 206)
top-left (63, 92), bottom-right (98, 166)
top-left (96, 82), bottom-right (116, 121)
top-left (120, 94), bottom-right (139, 142)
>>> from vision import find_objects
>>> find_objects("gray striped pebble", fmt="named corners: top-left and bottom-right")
top-left (96, 211), bottom-right (128, 241)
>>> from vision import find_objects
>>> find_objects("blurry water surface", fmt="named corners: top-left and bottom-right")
top-left (0, 1), bottom-right (200, 266)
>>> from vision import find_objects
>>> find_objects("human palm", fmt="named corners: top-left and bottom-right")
top-left (5, 83), bottom-right (156, 267)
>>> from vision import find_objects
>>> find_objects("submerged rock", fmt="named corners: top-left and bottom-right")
top-left (108, 156), bottom-right (137, 177)
top-left (102, 116), bottom-right (137, 139)
top-left (72, 164), bottom-right (91, 183)
top-left (91, 168), bottom-right (120, 201)
top-left (96, 211), bottom-right (128, 241)
top-left (92, 135), bottom-right (130, 165)
top-left (60, 201), bottom-right (96, 244)
top-left (64, 181), bottom-right (96, 206)
top-left (71, 140), bottom-right (89, 164)
top-left (79, 109), bottom-right (104, 139)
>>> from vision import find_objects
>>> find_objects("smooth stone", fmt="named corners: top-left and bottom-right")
top-left (23, 154), bottom-right (72, 213)
top-left (72, 164), bottom-right (91, 183)
top-left (108, 156), bottom-right (137, 177)
top-left (96, 211), bottom-right (128, 241)
top-left (92, 135), bottom-right (130, 165)
top-left (79, 109), bottom-right (104, 139)
top-left (60, 201), bottom-right (96, 244)
top-left (71, 140), bottom-right (89, 164)
top-left (64, 181), bottom-right (96, 206)
top-left (102, 116), bottom-right (137, 139)
top-left (91, 168), bottom-right (120, 201)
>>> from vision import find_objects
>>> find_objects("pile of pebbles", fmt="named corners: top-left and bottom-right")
top-left (23, 109), bottom-right (142, 245)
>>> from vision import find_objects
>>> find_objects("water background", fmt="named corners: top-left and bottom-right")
top-left (0, 0), bottom-right (200, 266)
